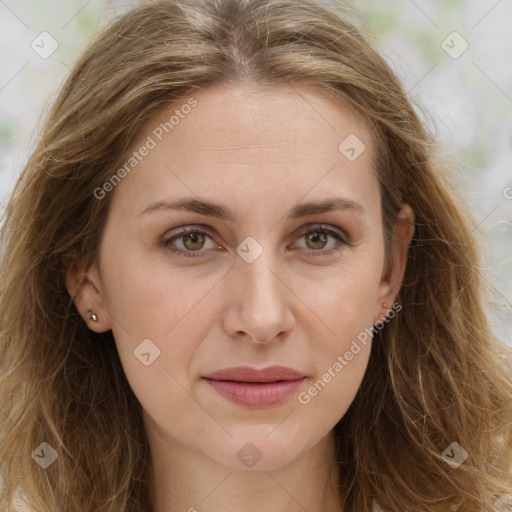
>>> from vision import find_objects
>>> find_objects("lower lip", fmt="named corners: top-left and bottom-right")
top-left (203, 378), bottom-right (305, 407)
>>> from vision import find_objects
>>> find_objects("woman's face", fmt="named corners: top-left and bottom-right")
top-left (68, 83), bottom-right (411, 471)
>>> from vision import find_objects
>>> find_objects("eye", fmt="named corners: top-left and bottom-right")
top-left (291, 224), bottom-right (348, 257)
top-left (162, 226), bottom-right (219, 259)
top-left (162, 223), bottom-right (348, 259)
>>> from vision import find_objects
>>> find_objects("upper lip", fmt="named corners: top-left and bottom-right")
top-left (203, 365), bottom-right (306, 383)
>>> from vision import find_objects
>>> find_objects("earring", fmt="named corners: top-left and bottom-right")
top-left (87, 310), bottom-right (98, 323)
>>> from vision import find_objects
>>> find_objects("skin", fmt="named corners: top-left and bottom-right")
top-left (66, 83), bottom-right (414, 512)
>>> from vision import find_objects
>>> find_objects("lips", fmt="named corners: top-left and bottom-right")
top-left (203, 365), bottom-right (305, 383)
top-left (202, 365), bottom-right (306, 407)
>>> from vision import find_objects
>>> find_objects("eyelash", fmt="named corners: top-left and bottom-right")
top-left (162, 224), bottom-right (349, 259)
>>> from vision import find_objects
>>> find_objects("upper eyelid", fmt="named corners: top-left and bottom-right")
top-left (163, 223), bottom-right (347, 246)
top-left (164, 222), bottom-right (345, 236)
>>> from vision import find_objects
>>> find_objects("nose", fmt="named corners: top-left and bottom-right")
top-left (221, 247), bottom-right (295, 344)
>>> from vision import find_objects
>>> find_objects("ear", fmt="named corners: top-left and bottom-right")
top-left (64, 256), bottom-right (112, 333)
top-left (373, 203), bottom-right (415, 324)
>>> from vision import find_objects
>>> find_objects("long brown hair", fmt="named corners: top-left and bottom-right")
top-left (1, 0), bottom-right (511, 510)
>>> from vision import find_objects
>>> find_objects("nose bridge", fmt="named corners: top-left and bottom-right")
top-left (240, 248), bottom-right (280, 305)
top-left (223, 237), bottom-right (294, 342)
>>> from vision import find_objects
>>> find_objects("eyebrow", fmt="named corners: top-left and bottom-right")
top-left (139, 196), bottom-right (365, 221)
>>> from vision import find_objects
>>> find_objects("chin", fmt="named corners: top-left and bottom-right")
top-left (204, 428), bottom-right (313, 471)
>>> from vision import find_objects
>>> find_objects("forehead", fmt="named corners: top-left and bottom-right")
top-left (108, 83), bottom-right (379, 220)
top-left (148, 82), bottom-right (373, 153)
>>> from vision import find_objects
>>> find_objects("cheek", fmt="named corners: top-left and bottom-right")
top-left (100, 229), bottom-right (220, 334)
top-left (297, 341), bottom-right (371, 430)
top-left (306, 247), bottom-right (383, 343)
top-left (297, 248), bottom-right (382, 407)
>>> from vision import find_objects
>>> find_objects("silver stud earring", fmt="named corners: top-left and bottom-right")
top-left (88, 311), bottom-right (98, 323)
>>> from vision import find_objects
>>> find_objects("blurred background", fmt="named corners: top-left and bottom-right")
top-left (0, 0), bottom-right (511, 346)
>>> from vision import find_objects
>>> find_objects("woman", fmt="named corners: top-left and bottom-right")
top-left (0, 0), bottom-right (511, 510)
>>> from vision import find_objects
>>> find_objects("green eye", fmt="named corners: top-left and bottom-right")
top-left (162, 224), bottom-right (348, 259)
top-left (163, 227), bottom-right (217, 258)
top-left (294, 225), bottom-right (347, 257)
